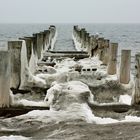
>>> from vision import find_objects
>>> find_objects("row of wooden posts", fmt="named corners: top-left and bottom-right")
top-left (0, 25), bottom-right (57, 108)
top-left (73, 25), bottom-right (131, 84)
top-left (73, 25), bottom-right (140, 105)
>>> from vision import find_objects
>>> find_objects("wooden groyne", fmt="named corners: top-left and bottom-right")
top-left (72, 25), bottom-right (140, 105)
top-left (0, 24), bottom-right (140, 118)
top-left (0, 25), bottom-right (57, 108)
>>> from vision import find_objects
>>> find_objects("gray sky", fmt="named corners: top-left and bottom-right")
top-left (0, 0), bottom-right (140, 23)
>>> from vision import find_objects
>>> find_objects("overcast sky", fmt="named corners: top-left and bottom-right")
top-left (0, 0), bottom-right (139, 23)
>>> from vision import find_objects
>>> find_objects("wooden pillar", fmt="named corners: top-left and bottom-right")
top-left (73, 25), bottom-right (78, 39)
top-left (43, 30), bottom-right (50, 50)
top-left (49, 25), bottom-right (56, 50)
top-left (8, 41), bottom-right (22, 89)
top-left (36, 33), bottom-right (43, 59)
top-left (98, 38), bottom-right (104, 61)
top-left (0, 51), bottom-right (10, 107)
top-left (81, 29), bottom-right (86, 48)
top-left (19, 37), bottom-right (32, 65)
top-left (88, 36), bottom-right (94, 57)
top-left (102, 39), bottom-right (110, 65)
top-left (33, 34), bottom-right (37, 56)
top-left (91, 37), bottom-right (98, 56)
top-left (132, 53), bottom-right (140, 105)
top-left (107, 43), bottom-right (118, 75)
top-left (119, 50), bottom-right (131, 84)
top-left (85, 33), bottom-right (89, 49)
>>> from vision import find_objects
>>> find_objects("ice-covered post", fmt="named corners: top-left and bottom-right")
top-left (33, 34), bottom-right (37, 56)
top-left (19, 37), bottom-right (32, 65)
top-left (8, 41), bottom-right (22, 89)
top-left (49, 25), bottom-right (56, 50)
top-left (85, 33), bottom-right (90, 51)
top-left (102, 39), bottom-right (110, 65)
top-left (81, 28), bottom-right (86, 49)
top-left (36, 33), bottom-right (44, 60)
top-left (119, 50), bottom-right (131, 84)
top-left (132, 53), bottom-right (140, 105)
top-left (98, 38), bottom-right (104, 61)
top-left (0, 51), bottom-right (11, 107)
top-left (43, 30), bottom-right (50, 50)
top-left (88, 36), bottom-right (93, 57)
top-left (107, 43), bottom-right (118, 75)
top-left (73, 25), bottom-right (79, 40)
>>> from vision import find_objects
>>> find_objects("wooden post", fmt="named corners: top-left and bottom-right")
top-left (44, 30), bottom-right (50, 50)
top-left (33, 34), bottom-right (37, 56)
top-left (119, 50), bottom-right (131, 84)
top-left (102, 39), bottom-right (110, 65)
top-left (0, 51), bottom-right (11, 107)
top-left (8, 41), bottom-right (22, 89)
top-left (107, 43), bottom-right (118, 75)
top-left (19, 37), bottom-right (32, 65)
top-left (80, 29), bottom-right (86, 48)
top-left (36, 33), bottom-right (44, 60)
top-left (85, 33), bottom-right (89, 50)
top-left (91, 37), bottom-right (98, 57)
top-left (49, 26), bottom-right (56, 50)
top-left (98, 38), bottom-right (104, 61)
top-left (132, 53), bottom-right (140, 105)
top-left (39, 32), bottom-right (45, 51)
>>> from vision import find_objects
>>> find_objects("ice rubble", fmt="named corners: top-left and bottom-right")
top-left (10, 80), bottom-right (140, 125)
top-left (11, 55), bottom-right (136, 125)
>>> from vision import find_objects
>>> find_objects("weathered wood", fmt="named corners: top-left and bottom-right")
top-left (107, 43), bottom-right (118, 75)
top-left (0, 51), bottom-right (10, 108)
top-left (8, 41), bottom-right (22, 89)
top-left (88, 103), bottom-right (131, 113)
top-left (88, 103), bottom-right (140, 113)
top-left (19, 37), bottom-right (32, 65)
top-left (119, 50), bottom-right (131, 84)
top-left (98, 38), bottom-right (104, 61)
top-left (132, 53), bottom-right (140, 105)
top-left (36, 33), bottom-right (44, 59)
top-left (102, 39), bottom-right (110, 65)
top-left (0, 106), bottom-right (49, 118)
top-left (44, 30), bottom-right (50, 49)
top-left (43, 51), bottom-right (89, 60)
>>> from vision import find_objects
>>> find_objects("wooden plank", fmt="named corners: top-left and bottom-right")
top-left (0, 106), bottom-right (49, 118)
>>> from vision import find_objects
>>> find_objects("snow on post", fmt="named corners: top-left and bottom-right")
top-left (8, 41), bottom-right (22, 89)
top-left (0, 51), bottom-right (11, 107)
top-left (119, 50), bottom-right (131, 84)
top-left (22, 37), bottom-right (37, 74)
top-left (107, 43), bottom-right (118, 75)
top-left (132, 53), bottom-right (140, 105)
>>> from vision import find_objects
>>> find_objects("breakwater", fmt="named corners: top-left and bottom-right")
top-left (0, 24), bottom-right (140, 117)
top-left (0, 25), bottom-right (57, 107)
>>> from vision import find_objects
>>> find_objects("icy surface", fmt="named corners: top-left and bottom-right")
top-left (0, 135), bottom-right (30, 140)
top-left (119, 94), bottom-right (132, 105)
